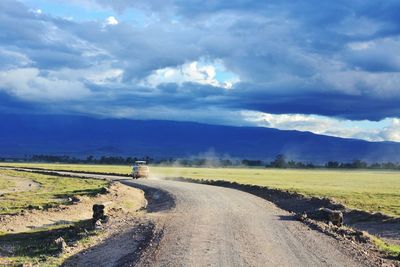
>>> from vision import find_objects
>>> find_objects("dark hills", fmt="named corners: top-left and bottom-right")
top-left (1, 114), bottom-right (399, 163)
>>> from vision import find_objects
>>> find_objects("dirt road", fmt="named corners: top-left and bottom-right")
top-left (124, 179), bottom-right (365, 267)
top-left (1, 168), bottom-right (369, 266)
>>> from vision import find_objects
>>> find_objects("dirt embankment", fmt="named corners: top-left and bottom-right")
top-left (0, 182), bottom-right (146, 233)
top-left (64, 181), bottom-right (174, 267)
top-left (0, 180), bottom-right (159, 267)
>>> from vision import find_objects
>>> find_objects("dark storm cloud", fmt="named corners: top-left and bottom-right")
top-left (1, 0), bottom-right (400, 123)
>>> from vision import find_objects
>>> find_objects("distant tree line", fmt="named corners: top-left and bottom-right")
top-left (1, 154), bottom-right (400, 170)
top-left (325, 160), bottom-right (400, 170)
top-left (267, 154), bottom-right (400, 170)
top-left (266, 154), bottom-right (316, 169)
top-left (12, 154), bottom-right (154, 165)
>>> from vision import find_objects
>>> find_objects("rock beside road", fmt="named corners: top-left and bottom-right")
top-left (303, 208), bottom-right (343, 227)
top-left (54, 237), bottom-right (67, 252)
top-left (92, 203), bottom-right (112, 230)
top-left (92, 204), bottom-right (107, 221)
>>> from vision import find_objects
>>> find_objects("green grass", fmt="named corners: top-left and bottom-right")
top-left (1, 163), bottom-right (400, 216)
top-left (372, 236), bottom-right (400, 258)
top-left (0, 175), bottom-right (15, 190)
top-left (0, 162), bottom-right (132, 175)
top-left (0, 169), bottom-right (109, 214)
top-left (0, 219), bottom-right (98, 267)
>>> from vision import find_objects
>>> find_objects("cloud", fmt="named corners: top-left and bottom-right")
top-left (0, 48), bottom-right (33, 68)
top-left (380, 118), bottom-right (400, 142)
top-left (345, 37), bottom-right (400, 72)
top-left (142, 60), bottom-right (239, 89)
top-left (241, 111), bottom-right (400, 142)
top-left (318, 70), bottom-right (400, 97)
top-left (2, 0), bottom-right (400, 142)
top-left (105, 16), bottom-right (118, 25)
top-left (0, 68), bottom-right (92, 101)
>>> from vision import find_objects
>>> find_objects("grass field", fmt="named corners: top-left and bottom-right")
top-left (0, 163), bottom-right (132, 175)
top-left (0, 169), bottom-right (109, 215)
top-left (1, 163), bottom-right (400, 217)
top-left (0, 176), bottom-right (15, 190)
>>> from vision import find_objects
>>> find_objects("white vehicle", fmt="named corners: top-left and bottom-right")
top-left (131, 161), bottom-right (149, 179)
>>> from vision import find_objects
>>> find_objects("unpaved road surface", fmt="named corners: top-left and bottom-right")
top-left (127, 179), bottom-right (365, 267)
top-left (2, 168), bottom-right (368, 266)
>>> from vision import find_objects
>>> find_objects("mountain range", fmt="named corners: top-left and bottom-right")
top-left (1, 114), bottom-right (400, 163)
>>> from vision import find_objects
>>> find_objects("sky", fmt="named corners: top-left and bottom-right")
top-left (1, 0), bottom-right (400, 142)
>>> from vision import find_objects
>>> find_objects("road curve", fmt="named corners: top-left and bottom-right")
top-left (124, 179), bottom-right (364, 267)
top-left (2, 168), bottom-right (366, 266)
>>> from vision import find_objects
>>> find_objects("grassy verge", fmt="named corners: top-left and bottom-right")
top-left (0, 169), bottom-right (109, 215)
top-left (0, 220), bottom-right (98, 267)
top-left (372, 236), bottom-right (400, 258)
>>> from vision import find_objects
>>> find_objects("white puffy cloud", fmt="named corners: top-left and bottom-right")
top-left (241, 111), bottom-right (400, 142)
top-left (380, 118), bottom-right (400, 142)
top-left (105, 16), bottom-right (119, 25)
top-left (142, 60), bottom-right (239, 89)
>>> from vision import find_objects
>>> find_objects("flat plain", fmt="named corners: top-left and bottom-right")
top-left (1, 163), bottom-right (399, 217)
